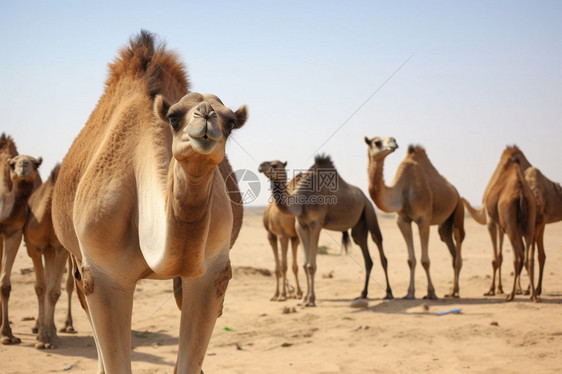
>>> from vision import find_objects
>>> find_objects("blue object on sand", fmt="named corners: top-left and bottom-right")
top-left (436, 308), bottom-right (462, 316)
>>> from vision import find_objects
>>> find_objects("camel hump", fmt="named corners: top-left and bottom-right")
top-left (313, 154), bottom-right (335, 169)
top-left (407, 144), bottom-right (425, 155)
top-left (106, 30), bottom-right (188, 99)
top-left (0, 133), bottom-right (17, 154)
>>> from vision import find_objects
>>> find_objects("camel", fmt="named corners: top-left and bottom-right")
top-left (260, 161), bottom-right (302, 301)
top-left (24, 164), bottom-right (76, 349)
top-left (0, 133), bottom-right (42, 344)
top-left (365, 137), bottom-right (465, 299)
top-left (259, 155), bottom-right (393, 307)
top-left (462, 146), bottom-right (532, 295)
top-left (523, 167), bottom-right (562, 297)
top-left (485, 157), bottom-right (537, 301)
top-left (51, 31), bottom-right (248, 373)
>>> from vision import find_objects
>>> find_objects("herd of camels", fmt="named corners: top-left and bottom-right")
top-left (0, 31), bottom-right (561, 373)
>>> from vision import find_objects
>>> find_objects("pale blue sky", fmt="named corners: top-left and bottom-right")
top-left (1, 1), bottom-right (561, 206)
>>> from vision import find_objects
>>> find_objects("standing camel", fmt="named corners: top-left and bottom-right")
top-left (24, 164), bottom-right (75, 349)
top-left (51, 31), bottom-right (248, 373)
top-left (462, 146), bottom-right (532, 295)
top-left (259, 155), bottom-right (393, 307)
top-left (260, 161), bottom-right (302, 301)
top-left (365, 137), bottom-right (465, 299)
top-left (0, 133), bottom-right (42, 345)
top-left (485, 157), bottom-right (537, 301)
top-left (523, 167), bottom-right (562, 297)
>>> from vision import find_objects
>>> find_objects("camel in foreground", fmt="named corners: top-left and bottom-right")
top-left (523, 167), bottom-right (562, 296)
top-left (0, 133), bottom-right (42, 345)
top-left (260, 161), bottom-right (302, 301)
top-left (52, 31), bottom-right (248, 373)
top-left (485, 157), bottom-right (537, 301)
top-left (24, 164), bottom-right (75, 349)
top-left (365, 137), bottom-right (465, 299)
top-left (259, 155), bottom-right (393, 307)
top-left (462, 146), bottom-right (532, 295)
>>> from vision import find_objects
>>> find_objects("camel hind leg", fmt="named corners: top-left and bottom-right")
top-left (26, 241), bottom-right (46, 335)
top-left (364, 204), bottom-right (393, 299)
top-left (534, 224), bottom-right (546, 296)
top-left (417, 220), bottom-right (437, 300)
top-left (441, 200), bottom-right (465, 298)
top-left (60, 255), bottom-right (76, 333)
top-left (350, 220), bottom-right (374, 300)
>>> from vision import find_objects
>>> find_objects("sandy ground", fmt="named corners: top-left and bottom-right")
top-left (1, 207), bottom-right (561, 373)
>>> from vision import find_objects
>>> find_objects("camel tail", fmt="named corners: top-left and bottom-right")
top-left (342, 231), bottom-right (351, 254)
top-left (461, 197), bottom-right (487, 225)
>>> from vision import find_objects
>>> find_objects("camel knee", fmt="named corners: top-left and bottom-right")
top-left (292, 264), bottom-right (299, 274)
top-left (421, 260), bottom-right (430, 271)
top-left (49, 290), bottom-right (61, 305)
top-left (35, 285), bottom-right (45, 298)
top-left (407, 259), bottom-right (416, 271)
top-left (281, 264), bottom-right (288, 274)
top-left (305, 263), bottom-right (316, 275)
top-left (1, 284), bottom-right (12, 299)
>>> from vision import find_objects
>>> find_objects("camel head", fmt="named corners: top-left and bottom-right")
top-left (154, 92), bottom-right (248, 167)
top-left (258, 160), bottom-right (288, 181)
top-left (7, 155), bottom-right (42, 183)
top-left (364, 136), bottom-right (398, 160)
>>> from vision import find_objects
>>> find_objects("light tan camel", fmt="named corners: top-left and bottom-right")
top-left (51, 31), bottom-right (248, 373)
top-left (260, 161), bottom-right (302, 301)
top-left (365, 137), bottom-right (465, 299)
top-left (24, 164), bottom-right (76, 349)
top-left (485, 157), bottom-right (537, 301)
top-left (0, 133), bottom-right (42, 344)
top-left (259, 155), bottom-right (393, 307)
top-left (462, 146), bottom-right (532, 295)
top-left (523, 167), bottom-right (562, 297)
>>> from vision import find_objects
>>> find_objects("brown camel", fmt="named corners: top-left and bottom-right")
top-left (51, 31), bottom-right (248, 373)
top-left (485, 157), bottom-right (537, 301)
top-left (260, 161), bottom-right (302, 301)
top-left (365, 137), bottom-right (465, 299)
top-left (24, 164), bottom-right (76, 349)
top-left (462, 146), bottom-right (532, 295)
top-left (259, 155), bottom-right (393, 307)
top-left (0, 133), bottom-right (42, 344)
top-left (523, 167), bottom-right (562, 297)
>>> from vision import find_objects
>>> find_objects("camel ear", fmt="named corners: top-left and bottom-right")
top-left (233, 105), bottom-right (248, 129)
top-left (34, 157), bottom-right (42, 168)
top-left (364, 136), bottom-right (372, 146)
top-left (153, 95), bottom-right (170, 122)
top-left (283, 161), bottom-right (287, 167)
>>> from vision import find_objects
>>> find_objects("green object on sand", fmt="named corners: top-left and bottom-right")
top-left (223, 326), bottom-right (235, 331)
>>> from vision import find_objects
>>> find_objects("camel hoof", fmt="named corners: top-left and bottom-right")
top-left (305, 302), bottom-right (316, 307)
top-left (423, 294), bottom-right (438, 300)
top-left (483, 290), bottom-right (495, 296)
top-left (384, 292), bottom-right (394, 300)
top-left (60, 326), bottom-right (76, 334)
top-left (515, 289), bottom-right (523, 295)
top-left (277, 296), bottom-right (287, 302)
top-left (532, 296), bottom-right (541, 303)
top-left (445, 291), bottom-right (459, 298)
top-left (1, 336), bottom-right (21, 345)
top-left (32, 326), bottom-right (39, 334)
top-left (505, 294), bottom-right (514, 302)
top-left (524, 289), bottom-right (530, 296)
top-left (270, 296), bottom-right (279, 302)
top-left (402, 294), bottom-right (415, 300)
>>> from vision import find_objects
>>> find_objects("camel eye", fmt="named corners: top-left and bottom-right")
top-left (374, 140), bottom-right (382, 147)
top-left (168, 115), bottom-right (180, 131)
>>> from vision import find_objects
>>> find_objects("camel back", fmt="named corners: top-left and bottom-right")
top-left (482, 146), bottom-right (532, 203)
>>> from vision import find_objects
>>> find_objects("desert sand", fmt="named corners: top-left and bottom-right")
top-left (1, 207), bottom-right (561, 373)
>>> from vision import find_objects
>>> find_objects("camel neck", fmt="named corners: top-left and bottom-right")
top-left (270, 178), bottom-right (301, 216)
top-left (170, 160), bottom-right (215, 223)
top-left (0, 179), bottom-right (34, 223)
top-left (368, 156), bottom-right (398, 213)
